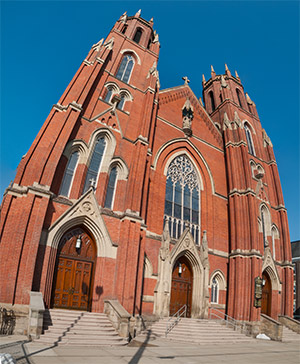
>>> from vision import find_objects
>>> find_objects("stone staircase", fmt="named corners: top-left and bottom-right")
top-left (282, 326), bottom-right (300, 343)
top-left (137, 318), bottom-right (255, 344)
top-left (33, 309), bottom-right (127, 346)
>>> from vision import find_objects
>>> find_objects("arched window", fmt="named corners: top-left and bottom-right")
top-left (117, 94), bottom-right (126, 110)
top-left (260, 204), bottom-right (271, 249)
top-left (59, 151), bottom-right (79, 197)
top-left (219, 93), bottom-right (223, 103)
top-left (211, 278), bottom-right (219, 303)
top-left (83, 137), bottom-right (106, 194)
top-left (116, 55), bottom-right (134, 83)
top-left (104, 87), bottom-right (113, 103)
top-left (164, 155), bottom-right (200, 244)
top-left (236, 89), bottom-right (243, 108)
top-left (244, 124), bottom-right (255, 156)
top-left (271, 226), bottom-right (279, 260)
top-left (209, 91), bottom-right (215, 112)
top-left (121, 25), bottom-right (128, 34)
top-left (133, 28), bottom-right (142, 44)
top-left (104, 167), bottom-right (118, 209)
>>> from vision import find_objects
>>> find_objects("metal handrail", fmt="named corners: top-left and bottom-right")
top-left (209, 307), bottom-right (246, 333)
top-left (165, 304), bottom-right (187, 337)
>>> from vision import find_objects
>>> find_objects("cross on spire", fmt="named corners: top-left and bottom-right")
top-left (182, 76), bottom-right (190, 85)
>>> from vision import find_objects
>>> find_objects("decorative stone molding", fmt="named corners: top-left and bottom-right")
top-left (92, 38), bottom-right (104, 52)
top-left (147, 61), bottom-right (158, 79)
top-left (182, 98), bottom-right (194, 137)
top-left (45, 188), bottom-right (117, 259)
top-left (154, 227), bottom-right (209, 319)
top-left (104, 37), bottom-right (114, 50)
top-left (262, 246), bottom-right (281, 291)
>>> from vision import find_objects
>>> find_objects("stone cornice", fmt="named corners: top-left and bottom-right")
top-left (53, 101), bottom-right (83, 113)
top-left (6, 182), bottom-right (54, 199)
top-left (229, 249), bottom-right (262, 259)
top-left (225, 141), bottom-right (247, 148)
top-left (228, 188), bottom-right (255, 197)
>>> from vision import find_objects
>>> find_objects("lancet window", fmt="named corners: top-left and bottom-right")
top-left (211, 278), bottom-right (219, 303)
top-left (244, 124), bottom-right (255, 156)
top-left (164, 155), bottom-right (200, 244)
top-left (83, 137), bottom-right (106, 194)
top-left (104, 166), bottom-right (118, 209)
top-left (116, 55), bottom-right (134, 83)
top-left (59, 151), bottom-right (79, 197)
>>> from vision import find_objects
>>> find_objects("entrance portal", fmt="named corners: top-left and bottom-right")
top-left (261, 271), bottom-right (272, 316)
top-left (52, 227), bottom-right (96, 311)
top-left (170, 256), bottom-right (193, 317)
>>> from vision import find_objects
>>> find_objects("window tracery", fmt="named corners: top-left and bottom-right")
top-left (164, 155), bottom-right (200, 244)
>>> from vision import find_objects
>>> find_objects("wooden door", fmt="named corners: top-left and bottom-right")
top-left (52, 227), bottom-right (96, 311)
top-left (261, 272), bottom-right (272, 316)
top-left (170, 257), bottom-right (193, 317)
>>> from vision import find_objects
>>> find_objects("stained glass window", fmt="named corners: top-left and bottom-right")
top-left (116, 55), bottom-right (134, 83)
top-left (83, 137), bottom-right (106, 194)
top-left (163, 155), bottom-right (200, 244)
top-left (59, 151), bottom-right (79, 197)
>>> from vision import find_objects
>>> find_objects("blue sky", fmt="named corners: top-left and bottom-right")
top-left (1, 1), bottom-right (299, 241)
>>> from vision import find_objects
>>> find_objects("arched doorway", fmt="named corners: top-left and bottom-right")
top-left (261, 271), bottom-right (272, 316)
top-left (170, 256), bottom-right (193, 317)
top-left (52, 227), bottom-right (96, 311)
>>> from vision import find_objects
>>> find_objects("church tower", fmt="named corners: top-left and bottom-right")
top-left (202, 65), bottom-right (293, 321)
top-left (0, 10), bottom-right (160, 314)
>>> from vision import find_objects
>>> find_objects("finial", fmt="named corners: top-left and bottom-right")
top-left (119, 11), bottom-right (127, 23)
top-left (246, 93), bottom-right (253, 105)
top-left (182, 76), bottom-right (190, 85)
top-left (135, 9), bottom-right (141, 17)
top-left (235, 70), bottom-right (240, 79)
top-left (150, 17), bottom-right (154, 22)
top-left (225, 63), bottom-right (231, 76)
top-left (202, 74), bottom-right (206, 83)
top-left (199, 97), bottom-right (204, 106)
top-left (211, 65), bottom-right (215, 73)
top-left (211, 65), bottom-right (216, 78)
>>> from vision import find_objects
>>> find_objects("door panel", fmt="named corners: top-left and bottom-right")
top-left (53, 258), bottom-right (92, 310)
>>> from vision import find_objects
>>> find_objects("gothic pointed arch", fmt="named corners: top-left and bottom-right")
top-left (45, 189), bottom-right (117, 259)
top-left (262, 246), bottom-right (281, 292)
top-left (152, 139), bottom-right (216, 195)
top-left (154, 228), bottom-right (209, 319)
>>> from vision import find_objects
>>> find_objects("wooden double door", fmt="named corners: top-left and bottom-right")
top-left (52, 227), bottom-right (96, 311)
top-left (261, 272), bottom-right (272, 316)
top-left (170, 256), bottom-right (193, 317)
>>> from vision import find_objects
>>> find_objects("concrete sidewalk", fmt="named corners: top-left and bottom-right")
top-left (0, 335), bottom-right (297, 364)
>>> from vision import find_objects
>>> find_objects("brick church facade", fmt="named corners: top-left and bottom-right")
top-left (0, 11), bottom-right (294, 332)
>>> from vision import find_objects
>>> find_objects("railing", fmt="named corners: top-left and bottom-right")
top-left (165, 305), bottom-right (187, 337)
top-left (209, 307), bottom-right (247, 334)
top-left (0, 307), bottom-right (16, 335)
